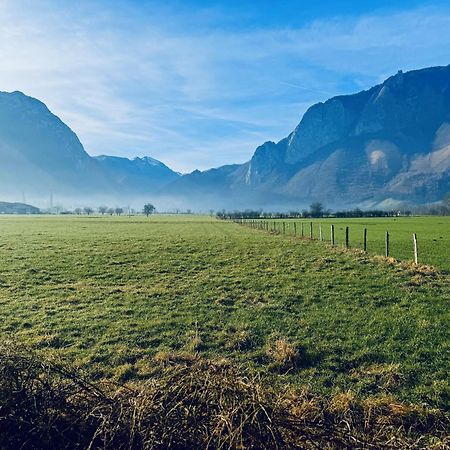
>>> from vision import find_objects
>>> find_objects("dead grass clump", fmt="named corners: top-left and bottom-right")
top-left (402, 262), bottom-right (442, 288)
top-left (351, 363), bottom-right (404, 391)
top-left (361, 395), bottom-right (449, 443)
top-left (403, 261), bottom-right (440, 277)
top-left (152, 350), bottom-right (199, 366)
top-left (329, 390), bottom-right (358, 413)
top-left (373, 255), bottom-right (398, 265)
top-left (0, 342), bottom-right (286, 449)
top-left (266, 336), bottom-right (300, 372)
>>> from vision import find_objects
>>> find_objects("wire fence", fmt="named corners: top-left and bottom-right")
top-left (232, 219), bottom-right (420, 265)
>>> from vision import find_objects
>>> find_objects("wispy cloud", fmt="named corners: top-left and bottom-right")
top-left (0, 1), bottom-right (449, 171)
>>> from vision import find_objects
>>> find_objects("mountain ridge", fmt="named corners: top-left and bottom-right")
top-left (161, 65), bottom-right (450, 209)
top-left (0, 90), bottom-right (180, 204)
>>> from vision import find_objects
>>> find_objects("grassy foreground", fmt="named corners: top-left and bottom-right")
top-left (0, 215), bottom-right (448, 413)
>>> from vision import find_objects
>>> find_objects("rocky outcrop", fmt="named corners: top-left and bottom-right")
top-left (164, 65), bottom-right (450, 209)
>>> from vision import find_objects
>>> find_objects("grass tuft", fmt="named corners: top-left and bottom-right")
top-left (266, 336), bottom-right (301, 372)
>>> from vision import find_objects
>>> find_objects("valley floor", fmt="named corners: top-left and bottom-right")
top-left (0, 215), bottom-right (448, 409)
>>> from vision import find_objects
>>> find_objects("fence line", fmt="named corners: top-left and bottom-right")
top-left (231, 218), bottom-right (420, 265)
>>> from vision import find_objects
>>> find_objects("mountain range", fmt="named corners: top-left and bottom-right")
top-left (1, 65), bottom-right (450, 210)
top-left (165, 65), bottom-right (450, 210)
top-left (0, 91), bottom-right (180, 205)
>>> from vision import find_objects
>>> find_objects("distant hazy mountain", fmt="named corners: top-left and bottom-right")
top-left (0, 91), bottom-right (179, 204)
top-left (95, 155), bottom-right (179, 194)
top-left (163, 65), bottom-right (450, 210)
top-left (0, 201), bottom-right (39, 214)
top-left (0, 91), bottom-right (111, 198)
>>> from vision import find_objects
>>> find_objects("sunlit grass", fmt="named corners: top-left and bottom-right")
top-left (0, 215), bottom-right (448, 409)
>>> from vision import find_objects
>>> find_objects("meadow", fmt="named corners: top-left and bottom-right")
top-left (0, 214), bottom-right (448, 415)
top-left (252, 216), bottom-right (450, 272)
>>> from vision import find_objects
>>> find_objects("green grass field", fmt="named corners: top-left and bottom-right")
top-left (256, 216), bottom-right (450, 272)
top-left (0, 215), bottom-right (449, 410)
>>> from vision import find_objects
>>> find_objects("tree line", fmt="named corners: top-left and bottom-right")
top-left (58, 204), bottom-right (156, 216)
top-left (217, 195), bottom-right (450, 219)
top-left (216, 202), bottom-right (414, 220)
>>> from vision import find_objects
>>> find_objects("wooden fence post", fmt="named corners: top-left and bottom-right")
top-left (413, 233), bottom-right (418, 264)
top-left (331, 224), bottom-right (335, 245)
top-left (310, 222), bottom-right (313, 240)
top-left (363, 228), bottom-right (367, 253)
top-left (345, 226), bottom-right (349, 248)
top-left (301, 222), bottom-right (304, 238)
top-left (385, 231), bottom-right (390, 257)
top-left (319, 224), bottom-right (323, 241)
top-left (283, 222), bottom-right (286, 234)
top-left (294, 222), bottom-right (297, 236)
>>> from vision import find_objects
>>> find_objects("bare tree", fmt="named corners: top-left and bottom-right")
top-left (98, 206), bottom-right (108, 215)
top-left (115, 207), bottom-right (124, 216)
top-left (84, 207), bottom-right (93, 216)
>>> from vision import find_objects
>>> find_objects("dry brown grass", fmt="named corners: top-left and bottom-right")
top-left (266, 336), bottom-right (301, 372)
top-left (0, 342), bottom-right (448, 449)
top-left (350, 363), bottom-right (405, 391)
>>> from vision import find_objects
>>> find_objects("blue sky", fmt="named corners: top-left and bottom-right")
top-left (1, 0), bottom-right (450, 172)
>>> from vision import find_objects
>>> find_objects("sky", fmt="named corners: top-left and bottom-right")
top-left (1, 0), bottom-right (450, 172)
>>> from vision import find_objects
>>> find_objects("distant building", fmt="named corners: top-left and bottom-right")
top-left (0, 201), bottom-right (40, 214)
